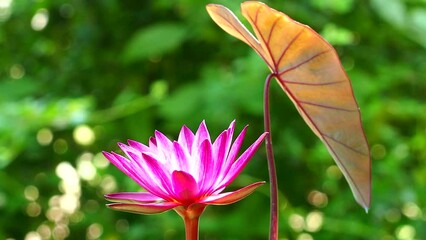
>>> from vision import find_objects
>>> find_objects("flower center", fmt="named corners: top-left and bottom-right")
top-left (171, 170), bottom-right (200, 205)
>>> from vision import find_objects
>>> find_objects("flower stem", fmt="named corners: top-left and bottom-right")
top-left (175, 205), bottom-right (206, 240)
top-left (264, 73), bottom-right (279, 240)
top-left (182, 214), bottom-right (200, 240)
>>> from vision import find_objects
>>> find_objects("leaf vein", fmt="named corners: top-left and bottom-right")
top-left (281, 80), bottom-right (344, 86)
top-left (267, 18), bottom-right (280, 46)
top-left (275, 30), bottom-right (303, 70)
top-left (323, 134), bottom-right (369, 156)
top-left (300, 101), bottom-right (357, 112)
top-left (279, 49), bottom-right (331, 75)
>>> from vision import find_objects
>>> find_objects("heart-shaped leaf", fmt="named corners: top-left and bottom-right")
top-left (207, 1), bottom-right (371, 210)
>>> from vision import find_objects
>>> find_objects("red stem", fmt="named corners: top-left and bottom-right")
top-left (182, 214), bottom-right (200, 240)
top-left (175, 205), bottom-right (206, 240)
top-left (264, 73), bottom-right (279, 240)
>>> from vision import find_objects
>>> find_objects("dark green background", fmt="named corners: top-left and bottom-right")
top-left (1, 0), bottom-right (425, 239)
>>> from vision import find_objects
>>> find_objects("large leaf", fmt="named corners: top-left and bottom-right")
top-left (122, 23), bottom-right (187, 63)
top-left (206, 1), bottom-right (371, 210)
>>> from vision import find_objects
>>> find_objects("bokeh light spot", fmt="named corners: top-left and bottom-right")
top-left (55, 162), bottom-right (81, 213)
top-left (150, 80), bottom-right (168, 100)
top-left (342, 57), bottom-right (355, 71)
top-left (326, 165), bottom-right (342, 179)
top-left (116, 219), bottom-right (129, 233)
top-left (307, 190), bottom-right (328, 208)
top-left (394, 144), bottom-right (409, 160)
top-left (73, 125), bottom-right (95, 146)
top-left (77, 153), bottom-right (97, 181)
top-left (0, 0), bottom-right (11, 8)
top-left (25, 231), bottom-right (41, 240)
top-left (52, 224), bottom-right (69, 240)
top-left (59, 194), bottom-right (79, 214)
top-left (384, 208), bottom-right (401, 223)
top-left (53, 139), bottom-right (68, 154)
top-left (70, 210), bottom-right (85, 223)
top-left (402, 202), bottom-right (422, 219)
top-left (24, 185), bottom-right (39, 201)
top-left (396, 225), bottom-right (415, 240)
top-left (49, 195), bottom-right (60, 208)
top-left (297, 233), bottom-right (313, 240)
top-left (37, 128), bottom-right (53, 146)
top-left (289, 213), bottom-right (305, 232)
top-left (31, 8), bottom-right (49, 31)
top-left (26, 202), bottom-right (41, 217)
top-left (10, 64), bottom-right (25, 79)
top-left (37, 224), bottom-right (51, 239)
top-left (100, 175), bottom-right (117, 194)
top-left (305, 211), bottom-right (323, 232)
top-left (0, 0), bottom-right (12, 22)
top-left (371, 144), bottom-right (386, 160)
top-left (56, 162), bottom-right (78, 183)
top-left (46, 207), bottom-right (64, 223)
top-left (93, 152), bottom-right (109, 169)
top-left (87, 223), bottom-right (103, 240)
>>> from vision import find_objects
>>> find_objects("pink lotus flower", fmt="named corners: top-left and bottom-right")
top-left (103, 120), bottom-right (266, 212)
top-left (102, 120), bottom-right (266, 239)
top-left (103, 121), bottom-right (267, 239)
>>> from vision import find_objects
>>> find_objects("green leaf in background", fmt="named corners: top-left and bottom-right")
top-left (0, 98), bottom-right (93, 168)
top-left (0, 78), bottom-right (40, 101)
top-left (320, 24), bottom-right (355, 46)
top-left (371, 0), bottom-right (406, 28)
top-left (371, 0), bottom-right (426, 48)
top-left (310, 0), bottom-right (355, 14)
top-left (122, 23), bottom-right (187, 63)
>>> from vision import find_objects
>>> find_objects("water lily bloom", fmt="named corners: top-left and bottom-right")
top-left (102, 120), bottom-right (267, 239)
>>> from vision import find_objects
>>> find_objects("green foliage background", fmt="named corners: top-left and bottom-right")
top-left (1, 0), bottom-right (426, 239)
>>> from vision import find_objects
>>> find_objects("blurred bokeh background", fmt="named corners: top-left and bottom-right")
top-left (1, 0), bottom-right (425, 239)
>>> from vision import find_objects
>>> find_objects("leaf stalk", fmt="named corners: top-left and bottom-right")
top-left (264, 73), bottom-right (279, 240)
